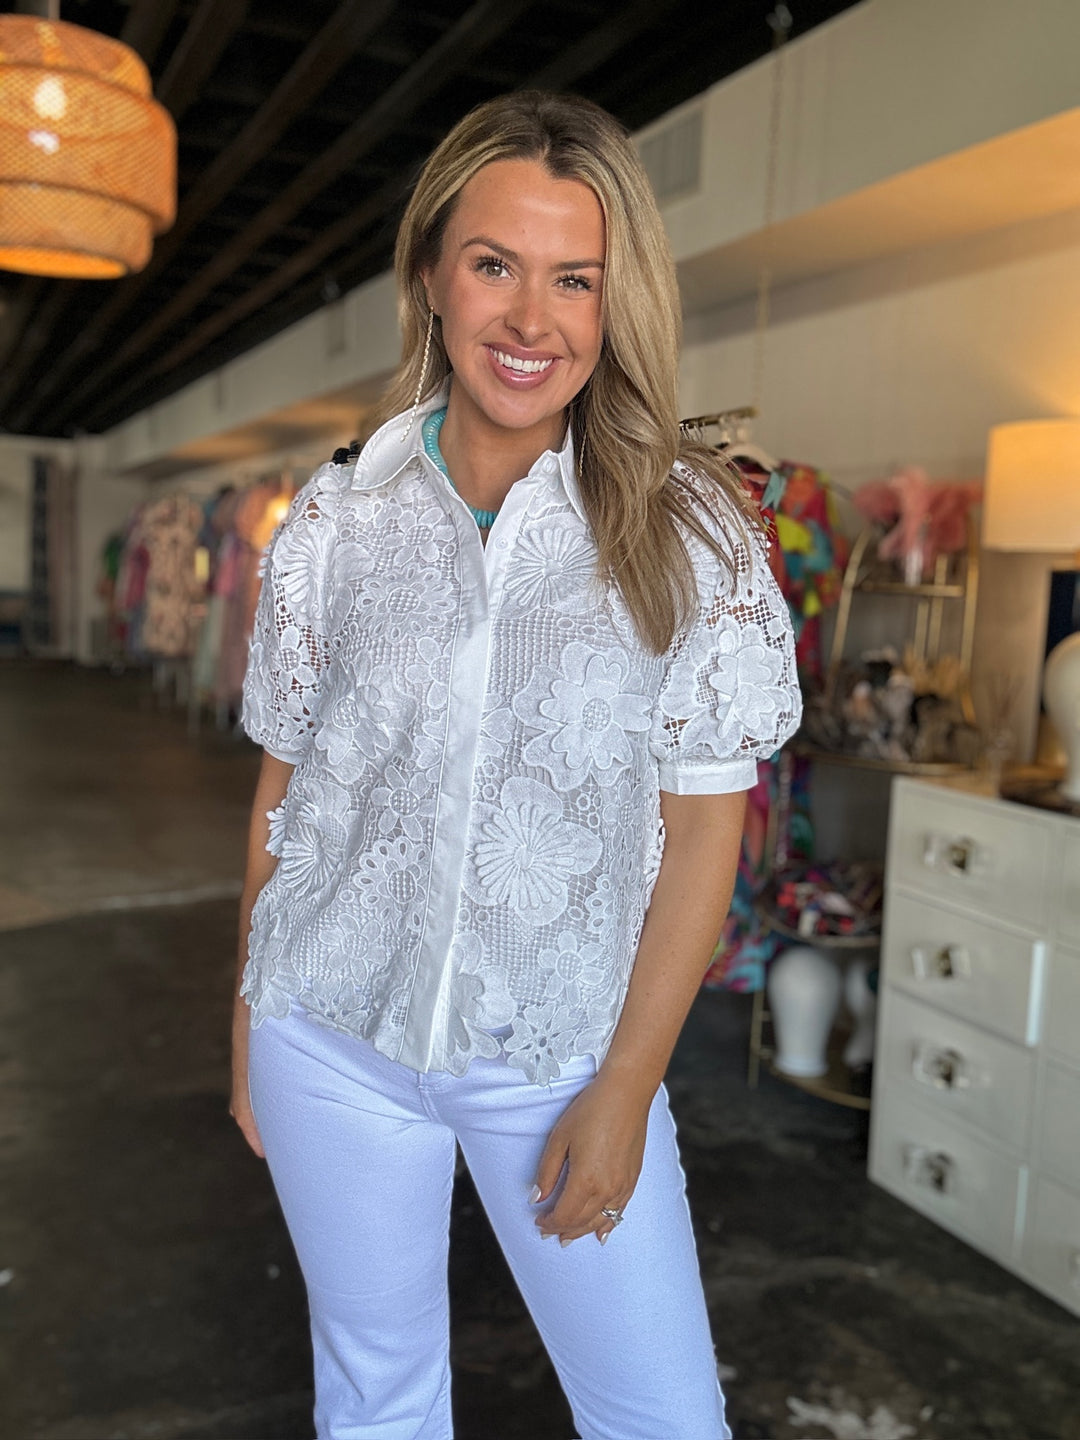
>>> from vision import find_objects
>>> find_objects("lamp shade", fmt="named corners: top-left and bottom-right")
top-left (0, 16), bottom-right (176, 279)
top-left (983, 419), bottom-right (1080, 552)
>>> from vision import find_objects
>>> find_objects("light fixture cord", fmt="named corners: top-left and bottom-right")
top-left (751, 4), bottom-right (793, 415)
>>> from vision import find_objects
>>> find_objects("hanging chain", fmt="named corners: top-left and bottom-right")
top-left (751, 4), bottom-right (793, 414)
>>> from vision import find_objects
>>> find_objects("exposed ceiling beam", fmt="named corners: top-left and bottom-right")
top-left (115, 175), bottom-right (409, 394)
top-left (0, 281), bottom-right (74, 415)
top-left (120, 0), bottom-right (183, 70)
top-left (49, 0), bottom-right (533, 432)
top-left (156, 0), bottom-right (251, 121)
top-left (13, 0), bottom-right (397, 433)
top-left (526, 0), bottom-right (682, 90)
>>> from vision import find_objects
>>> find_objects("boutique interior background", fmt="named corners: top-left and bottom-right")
top-left (2, 0), bottom-right (1080, 1420)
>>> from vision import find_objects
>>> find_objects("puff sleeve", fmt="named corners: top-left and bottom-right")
top-left (649, 513), bottom-right (802, 795)
top-left (241, 478), bottom-right (336, 764)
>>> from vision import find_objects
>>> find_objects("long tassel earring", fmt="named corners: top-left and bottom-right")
top-left (402, 305), bottom-right (435, 439)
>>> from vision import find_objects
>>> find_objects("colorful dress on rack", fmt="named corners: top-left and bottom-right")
top-left (704, 461), bottom-right (847, 992)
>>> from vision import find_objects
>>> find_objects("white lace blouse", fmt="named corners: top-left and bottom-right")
top-left (241, 393), bottom-right (802, 1084)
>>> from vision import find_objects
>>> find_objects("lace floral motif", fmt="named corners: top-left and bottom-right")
top-left (241, 398), bottom-right (802, 1083)
top-left (464, 777), bottom-right (603, 928)
top-left (514, 642), bottom-right (651, 787)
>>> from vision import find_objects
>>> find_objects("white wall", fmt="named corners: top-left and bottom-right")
top-left (646, 0), bottom-right (1080, 267)
top-left (0, 437), bottom-right (37, 593)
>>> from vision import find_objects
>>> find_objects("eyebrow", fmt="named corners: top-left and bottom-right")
top-left (460, 235), bottom-right (605, 270)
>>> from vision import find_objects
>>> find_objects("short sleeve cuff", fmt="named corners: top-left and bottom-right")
top-left (240, 712), bottom-right (307, 766)
top-left (258, 742), bottom-right (303, 766)
top-left (658, 754), bottom-right (759, 795)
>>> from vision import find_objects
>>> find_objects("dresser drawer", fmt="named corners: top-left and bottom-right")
top-left (1045, 945), bottom-right (1080, 1067)
top-left (889, 784), bottom-right (1050, 930)
top-left (870, 1089), bottom-right (1021, 1264)
top-left (881, 892), bottom-right (1038, 1044)
top-left (1023, 1174), bottom-right (1080, 1318)
top-left (1036, 1059), bottom-right (1080, 1192)
top-left (876, 990), bottom-right (1034, 1150)
top-left (1059, 830), bottom-right (1080, 938)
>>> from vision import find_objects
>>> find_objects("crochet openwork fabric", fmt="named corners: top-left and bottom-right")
top-left (241, 398), bottom-right (801, 1084)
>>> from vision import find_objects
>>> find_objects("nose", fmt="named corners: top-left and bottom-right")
top-left (504, 281), bottom-right (551, 347)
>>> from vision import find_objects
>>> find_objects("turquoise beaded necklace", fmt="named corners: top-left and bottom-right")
top-left (421, 406), bottom-right (499, 530)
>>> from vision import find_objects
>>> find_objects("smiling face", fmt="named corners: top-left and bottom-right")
top-left (421, 157), bottom-right (606, 450)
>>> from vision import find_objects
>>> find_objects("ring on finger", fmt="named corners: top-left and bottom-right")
top-left (600, 1206), bottom-right (624, 1226)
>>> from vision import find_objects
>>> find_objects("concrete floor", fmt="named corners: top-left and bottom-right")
top-left (1, 659), bottom-right (1078, 1440)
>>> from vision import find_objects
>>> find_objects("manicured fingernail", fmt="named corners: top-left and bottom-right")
top-left (599, 1232), bottom-right (609, 1246)
top-left (560, 1236), bottom-right (572, 1248)
top-left (529, 1184), bottom-right (542, 1204)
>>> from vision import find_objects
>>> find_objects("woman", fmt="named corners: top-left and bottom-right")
top-left (231, 90), bottom-right (801, 1440)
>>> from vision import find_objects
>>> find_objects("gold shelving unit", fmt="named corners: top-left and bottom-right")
top-left (826, 512), bottom-right (980, 728)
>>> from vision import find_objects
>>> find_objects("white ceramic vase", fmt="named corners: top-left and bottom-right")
top-left (1044, 631), bottom-right (1080, 802)
top-left (767, 945), bottom-right (842, 1078)
top-left (841, 953), bottom-right (878, 1068)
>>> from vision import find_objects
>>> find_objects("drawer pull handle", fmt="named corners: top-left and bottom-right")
top-left (922, 833), bottom-right (980, 878)
top-left (911, 944), bottom-right (972, 982)
top-left (912, 1042), bottom-right (970, 1091)
top-left (902, 1144), bottom-right (954, 1194)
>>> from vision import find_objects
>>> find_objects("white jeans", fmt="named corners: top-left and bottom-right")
top-left (248, 1005), bottom-right (731, 1440)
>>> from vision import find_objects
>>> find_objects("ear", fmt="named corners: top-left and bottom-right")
top-left (418, 269), bottom-right (436, 315)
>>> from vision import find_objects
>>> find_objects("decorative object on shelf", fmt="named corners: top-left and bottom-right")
top-left (803, 645), bottom-right (981, 767)
top-left (854, 466), bottom-right (982, 585)
top-left (749, 866), bottom-right (879, 1107)
top-left (801, 504), bottom-right (981, 769)
top-left (769, 860), bottom-right (883, 942)
top-left (767, 945), bottom-right (843, 1078)
top-left (0, 6), bottom-right (176, 278)
top-left (842, 955), bottom-right (878, 1069)
top-left (983, 419), bottom-right (1080, 808)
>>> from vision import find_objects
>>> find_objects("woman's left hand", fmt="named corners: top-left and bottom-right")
top-left (532, 1069), bottom-right (652, 1246)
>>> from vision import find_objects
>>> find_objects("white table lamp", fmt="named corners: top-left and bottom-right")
top-left (984, 420), bottom-right (1080, 802)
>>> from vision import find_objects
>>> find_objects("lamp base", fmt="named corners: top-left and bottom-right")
top-left (1043, 632), bottom-right (1080, 803)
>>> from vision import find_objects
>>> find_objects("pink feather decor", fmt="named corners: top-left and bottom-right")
top-left (854, 467), bottom-right (982, 580)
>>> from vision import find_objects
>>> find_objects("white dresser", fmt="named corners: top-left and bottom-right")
top-left (869, 774), bottom-right (1080, 1317)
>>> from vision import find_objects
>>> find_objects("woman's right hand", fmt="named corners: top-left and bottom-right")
top-left (229, 992), bottom-right (265, 1158)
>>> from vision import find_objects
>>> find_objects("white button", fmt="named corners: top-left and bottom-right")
top-left (496, 538), bottom-right (509, 550)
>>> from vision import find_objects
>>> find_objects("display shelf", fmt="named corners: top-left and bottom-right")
top-left (748, 882), bottom-right (879, 1110)
top-left (791, 740), bottom-right (974, 778)
top-left (825, 514), bottom-right (980, 728)
top-left (753, 889), bottom-right (881, 950)
top-left (854, 580), bottom-right (965, 598)
top-left (749, 994), bottom-right (872, 1111)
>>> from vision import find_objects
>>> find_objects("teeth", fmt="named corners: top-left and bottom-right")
top-left (493, 349), bottom-right (554, 374)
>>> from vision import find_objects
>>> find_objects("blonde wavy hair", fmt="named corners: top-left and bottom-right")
top-left (378, 90), bottom-right (760, 654)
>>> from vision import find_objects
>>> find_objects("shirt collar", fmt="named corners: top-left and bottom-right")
top-left (349, 384), bottom-right (588, 526)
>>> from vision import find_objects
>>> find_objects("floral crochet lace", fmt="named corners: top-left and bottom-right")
top-left (241, 395), bottom-right (802, 1084)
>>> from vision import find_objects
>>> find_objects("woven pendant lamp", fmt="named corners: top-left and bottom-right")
top-left (0, 11), bottom-right (176, 278)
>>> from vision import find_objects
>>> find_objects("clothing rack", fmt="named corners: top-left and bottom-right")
top-left (679, 406), bottom-right (758, 445)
